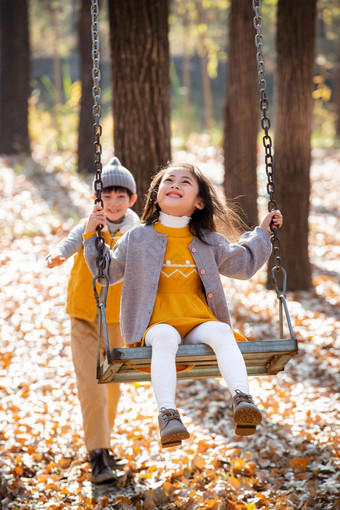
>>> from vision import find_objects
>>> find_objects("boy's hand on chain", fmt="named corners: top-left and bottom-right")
top-left (85, 204), bottom-right (107, 233)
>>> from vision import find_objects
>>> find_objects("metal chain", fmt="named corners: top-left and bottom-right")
top-left (252, 0), bottom-right (284, 285)
top-left (91, 0), bottom-right (111, 366)
top-left (91, 0), bottom-right (105, 275)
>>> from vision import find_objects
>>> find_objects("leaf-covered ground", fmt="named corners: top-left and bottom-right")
top-left (0, 147), bottom-right (339, 510)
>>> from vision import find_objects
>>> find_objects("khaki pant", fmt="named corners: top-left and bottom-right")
top-left (70, 317), bottom-right (124, 452)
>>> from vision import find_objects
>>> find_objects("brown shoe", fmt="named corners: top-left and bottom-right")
top-left (232, 390), bottom-right (262, 436)
top-left (158, 408), bottom-right (190, 448)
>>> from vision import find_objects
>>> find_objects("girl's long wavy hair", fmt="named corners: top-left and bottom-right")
top-left (141, 162), bottom-right (245, 242)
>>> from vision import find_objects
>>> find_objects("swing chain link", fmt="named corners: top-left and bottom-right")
top-left (91, 0), bottom-right (106, 275)
top-left (252, 0), bottom-right (284, 294)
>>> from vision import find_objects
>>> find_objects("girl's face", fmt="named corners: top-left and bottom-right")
top-left (156, 168), bottom-right (205, 217)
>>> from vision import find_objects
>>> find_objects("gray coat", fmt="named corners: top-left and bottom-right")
top-left (84, 224), bottom-right (271, 345)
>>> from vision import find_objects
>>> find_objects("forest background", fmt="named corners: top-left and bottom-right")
top-left (1, 0), bottom-right (340, 289)
top-left (15, 0), bottom-right (340, 160)
top-left (26, 0), bottom-right (340, 146)
top-left (0, 1), bottom-right (340, 509)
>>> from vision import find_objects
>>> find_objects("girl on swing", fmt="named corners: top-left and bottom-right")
top-left (84, 163), bottom-right (283, 448)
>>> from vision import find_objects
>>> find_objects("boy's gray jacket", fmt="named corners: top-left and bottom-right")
top-left (84, 224), bottom-right (271, 345)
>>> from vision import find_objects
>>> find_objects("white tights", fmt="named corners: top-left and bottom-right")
top-left (145, 321), bottom-right (250, 410)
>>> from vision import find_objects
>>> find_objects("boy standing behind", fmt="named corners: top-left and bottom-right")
top-left (46, 157), bottom-right (139, 483)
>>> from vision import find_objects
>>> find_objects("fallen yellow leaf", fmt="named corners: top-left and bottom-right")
top-left (228, 474), bottom-right (240, 488)
top-left (289, 457), bottom-right (310, 470)
top-left (193, 455), bottom-right (205, 470)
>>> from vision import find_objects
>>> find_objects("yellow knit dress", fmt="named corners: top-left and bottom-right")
top-left (143, 222), bottom-right (218, 341)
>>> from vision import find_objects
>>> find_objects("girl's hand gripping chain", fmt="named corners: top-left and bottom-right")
top-left (85, 204), bottom-right (107, 234)
top-left (259, 210), bottom-right (283, 234)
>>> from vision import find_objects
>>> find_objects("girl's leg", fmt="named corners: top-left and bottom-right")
top-left (184, 321), bottom-right (261, 435)
top-left (145, 324), bottom-right (181, 410)
top-left (183, 321), bottom-right (250, 396)
top-left (145, 324), bottom-right (189, 447)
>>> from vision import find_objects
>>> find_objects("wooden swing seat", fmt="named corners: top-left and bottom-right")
top-left (97, 338), bottom-right (298, 383)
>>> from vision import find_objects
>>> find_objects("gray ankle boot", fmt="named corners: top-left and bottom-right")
top-left (232, 390), bottom-right (262, 436)
top-left (158, 408), bottom-right (190, 448)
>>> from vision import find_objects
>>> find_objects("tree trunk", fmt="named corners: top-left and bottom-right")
top-left (108, 0), bottom-right (171, 214)
top-left (200, 49), bottom-right (214, 132)
top-left (48, 2), bottom-right (62, 108)
top-left (0, 0), bottom-right (30, 155)
top-left (182, 10), bottom-right (191, 140)
top-left (223, 0), bottom-right (258, 228)
top-left (77, 0), bottom-right (95, 174)
top-left (271, 0), bottom-right (316, 291)
top-left (48, 1), bottom-right (63, 150)
top-left (334, 37), bottom-right (340, 138)
top-left (196, 3), bottom-right (213, 132)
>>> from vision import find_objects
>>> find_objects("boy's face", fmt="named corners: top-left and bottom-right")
top-left (101, 189), bottom-right (137, 223)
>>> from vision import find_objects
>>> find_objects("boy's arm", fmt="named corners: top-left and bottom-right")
top-left (215, 227), bottom-right (272, 280)
top-left (46, 222), bottom-right (85, 267)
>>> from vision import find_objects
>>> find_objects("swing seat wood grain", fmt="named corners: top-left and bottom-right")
top-left (97, 338), bottom-right (298, 383)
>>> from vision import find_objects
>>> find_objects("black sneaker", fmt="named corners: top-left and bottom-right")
top-left (104, 448), bottom-right (127, 469)
top-left (89, 449), bottom-right (117, 484)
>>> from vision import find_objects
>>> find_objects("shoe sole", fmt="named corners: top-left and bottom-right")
top-left (234, 408), bottom-right (262, 436)
top-left (91, 473), bottom-right (117, 484)
top-left (161, 430), bottom-right (190, 448)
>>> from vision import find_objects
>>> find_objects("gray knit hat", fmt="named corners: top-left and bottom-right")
top-left (94, 157), bottom-right (136, 194)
